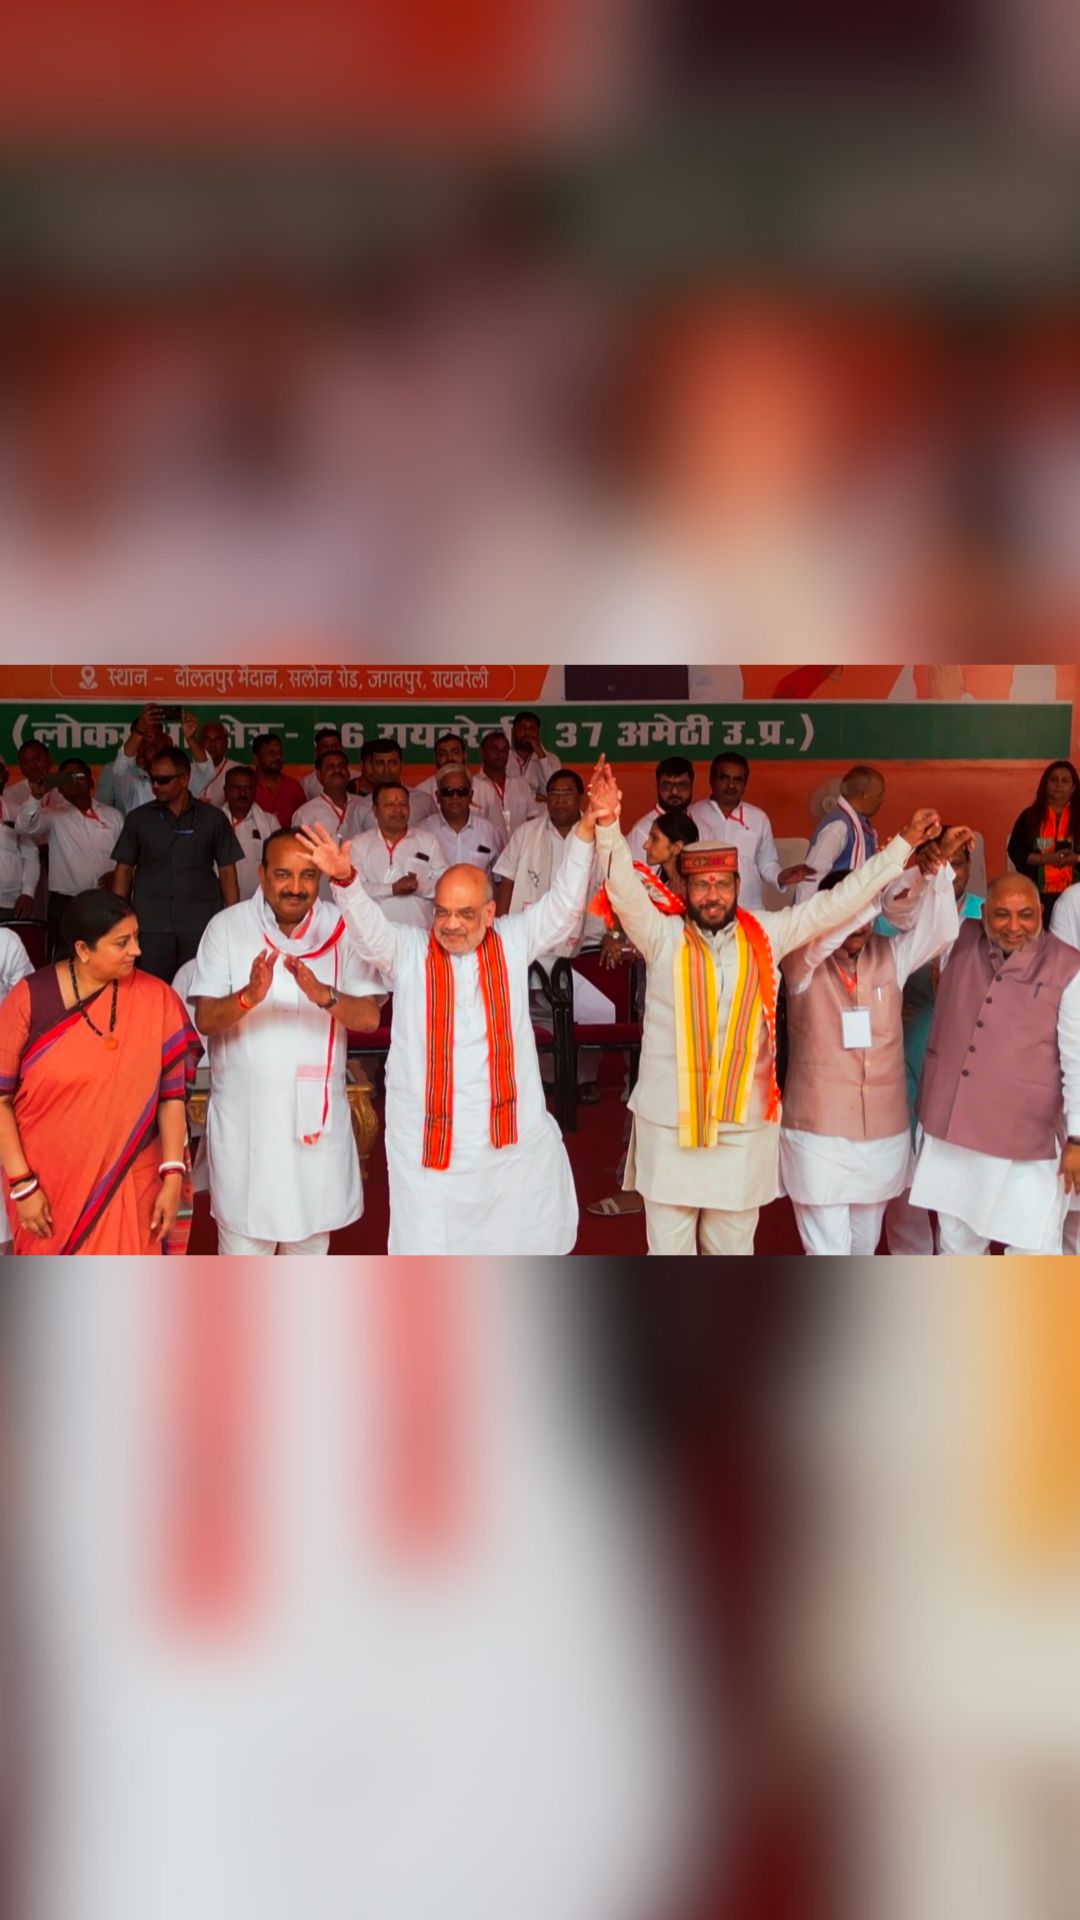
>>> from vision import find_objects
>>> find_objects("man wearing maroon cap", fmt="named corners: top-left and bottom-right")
top-left (592, 761), bottom-right (943, 1256)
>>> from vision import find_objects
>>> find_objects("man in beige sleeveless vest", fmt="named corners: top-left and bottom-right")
top-left (780, 828), bottom-right (973, 1256)
top-left (594, 761), bottom-right (945, 1256)
top-left (911, 873), bottom-right (1080, 1254)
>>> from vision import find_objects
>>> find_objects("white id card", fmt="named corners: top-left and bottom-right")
top-left (841, 1007), bottom-right (873, 1050)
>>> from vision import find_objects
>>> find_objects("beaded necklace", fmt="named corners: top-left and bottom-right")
top-left (68, 960), bottom-right (119, 1050)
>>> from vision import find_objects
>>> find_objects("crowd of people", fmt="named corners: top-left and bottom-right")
top-left (1, 702), bottom-right (1080, 1258)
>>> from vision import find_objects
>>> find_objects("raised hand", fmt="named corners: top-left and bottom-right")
top-left (246, 947), bottom-right (278, 1006)
top-left (295, 821), bottom-right (354, 883)
top-left (181, 709), bottom-right (200, 744)
top-left (899, 808), bottom-right (942, 850)
top-left (936, 824), bottom-right (976, 866)
top-left (585, 754), bottom-right (621, 825)
top-left (284, 955), bottom-right (329, 1005)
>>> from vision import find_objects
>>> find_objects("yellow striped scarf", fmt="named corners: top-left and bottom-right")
top-left (674, 910), bottom-right (780, 1147)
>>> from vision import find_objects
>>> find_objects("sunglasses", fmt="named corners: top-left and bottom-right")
top-left (440, 786), bottom-right (471, 798)
top-left (149, 772), bottom-right (180, 785)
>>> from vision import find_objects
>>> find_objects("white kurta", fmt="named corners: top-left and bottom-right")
top-left (214, 803), bottom-right (278, 901)
top-left (291, 793), bottom-right (369, 898)
top-left (510, 745), bottom-right (562, 797)
top-left (333, 833), bottom-right (597, 1254)
top-left (428, 813), bottom-right (507, 873)
top-left (0, 794), bottom-right (40, 908)
top-left (686, 797), bottom-right (784, 910)
top-left (598, 821), bottom-right (914, 1213)
top-left (190, 756), bottom-right (243, 806)
top-left (189, 898), bottom-right (383, 1242)
top-left (347, 826), bottom-right (447, 932)
top-left (780, 864), bottom-right (960, 1208)
top-left (471, 772), bottom-right (538, 839)
top-left (16, 791), bottom-right (124, 894)
top-left (909, 967), bottom-right (1080, 1251)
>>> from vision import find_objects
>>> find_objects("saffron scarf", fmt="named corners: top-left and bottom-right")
top-left (674, 909), bottom-right (780, 1148)
top-left (423, 929), bottom-right (517, 1170)
top-left (590, 863), bottom-right (686, 928)
top-left (1039, 805), bottom-right (1073, 894)
top-left (254, 892), bottom-right (348, 1144)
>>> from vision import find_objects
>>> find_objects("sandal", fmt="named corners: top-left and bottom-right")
top-left (586, 1193), bottom-right (644, 1217)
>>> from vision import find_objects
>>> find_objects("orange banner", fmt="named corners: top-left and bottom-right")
top-left (0, 665), bottom-right (549, 704)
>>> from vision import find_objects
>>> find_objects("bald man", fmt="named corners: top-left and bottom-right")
top-left (296, 781), bottom-right (607, 1254)
top-left (797, 765), bottom-right (887, 901)
top-left (909, 872), bottom-right (1080, 1254)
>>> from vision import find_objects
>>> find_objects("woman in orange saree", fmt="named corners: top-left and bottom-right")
top-left (0, 891), bottom-right (199, 1255)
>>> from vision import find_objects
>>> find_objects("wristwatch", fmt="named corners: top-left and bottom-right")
top-left (323, 988), bottom-right (339, 1011)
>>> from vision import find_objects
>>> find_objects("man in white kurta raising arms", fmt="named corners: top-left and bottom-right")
top-left (191, 828), bottom-right (385, 1255)
top-left (595, 764), bottom-right (944, 1255)
top-left (296, 765), bottom-right (610, 1255)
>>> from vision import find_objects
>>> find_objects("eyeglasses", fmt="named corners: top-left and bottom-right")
top-left (440, 786), bottom-right (471, 798)
top-left (149, 773), bottom-right (179, 786)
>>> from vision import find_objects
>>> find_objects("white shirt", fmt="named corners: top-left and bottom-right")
top-left (687, 797), bottom-right (784, 910)
top-left (347, 826), bottom-right (447, 930)
top-left (1051, 884), bottom-right (1080, 951)
top-left (429, 812), bottom-right (507, 873)
top-left (189, 757), bottom-right (244, 808)
top-left (109, 748), bottom-right (154, 816)
top-left (472, 771), bottom-right (538, 839)
top-left (0, 794), bottom-right (41, 908)
top-left (510, 746), bottom-right (562, 798)
top-left (910, 957), bottom-right (1080, 1250)
top-left (189, 897), bottom-right (383, 1240)
top-left (15, 791), bottom-right (124, 896)
top-left (214, 802), bottom-right (278, 901)
top-left (0, 925), bottom-right (33, 1000)
top-left (780, 866), bottom-right (961, 1207)
top-left (494, 816), bottom-right (604, 957)
top-left (3, 777), bottom-right (31, 814)
top-left (794, 808), bottom-right (873, 902)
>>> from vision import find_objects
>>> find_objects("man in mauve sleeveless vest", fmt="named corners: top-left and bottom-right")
top-left (780, 827), bottom-right (973, 1256)
top-left (911, 872), bottom-right (1080, 1254)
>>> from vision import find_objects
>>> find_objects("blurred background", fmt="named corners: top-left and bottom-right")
top-left (2, 6), bottom-right (1080, 1917)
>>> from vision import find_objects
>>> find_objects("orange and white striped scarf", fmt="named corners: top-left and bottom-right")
top-left (674, 909), bottom-right (780, 1147)
top-left (423, 929), bottom-right (517, 1170)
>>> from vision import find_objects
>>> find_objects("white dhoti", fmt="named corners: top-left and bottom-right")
top-left (781, 1128), bottom-right (911, 1258)
top-left (387, 1112), bottom-right (578, 1255)
top-left (626, 1115), bottom-right (779, 1257)
top-left (216, 1227), bottom-right (331, 1256)
top-left (911, 1133), bottom-right (1069, 1256)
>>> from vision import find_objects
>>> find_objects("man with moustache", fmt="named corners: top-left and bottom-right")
top-left (910, 871), bottom-right (1080, 1255)
top-left (295, 766), bottom-right (608, 1255)
top-left (779, 828), bottom-right (973, 1257)
top-left (216, 765), bottom-right (277, 900)
top-left (190, 828), bottom-right (384, 1255)
top-left (251, 731), bottom-right (307, 831)
top-left (291, 749), bottom-right (369, 895)
top-left (187, 718), bottom-right (243, 807)
top-left (596, 775), bottom-right (944, 1255)
top-left (625, 756), bottom-right (697, 865)
top-left (471, 728), bottom-right (537, 839)
top-left (428, 764), bottom-right (506, 874)
top-left (690, 751), bottom-right (814, 908)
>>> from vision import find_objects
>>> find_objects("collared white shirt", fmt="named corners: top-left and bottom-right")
top-left (109, 748), bottom-right (154, 816)
top-left (510, 746), bottom-right (562, 798)
top-left (16, 790), bottom-right (124, 896)
top-left (428, 812), bottom-right (507, 873)
top-left (215, 802), bottom-right (278, 900)
top-left (472, 771), bottom-right (538, 839)
top-left (0, 793), bottom-right (41, 907)
top-left (347, 826), bottom-right (447, 928)
top-left (687, 797), bottom-right (784, 910)
top-left (291, 791), bottom-right (369, 841)
top-left (190, 757), bottom-right (244, 808)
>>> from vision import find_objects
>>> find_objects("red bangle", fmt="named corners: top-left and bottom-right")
top-left (335, 866), bottom-right (358, 888)
top-left (237, 990), bottom-right (253, 1011)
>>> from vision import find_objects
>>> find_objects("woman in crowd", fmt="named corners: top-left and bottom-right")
top-left (0, 890), bottom-right (198, 1254)
top-left (1007, 759), bottom-right (1080, 926)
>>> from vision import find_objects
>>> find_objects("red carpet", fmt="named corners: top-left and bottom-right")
top-left (187, 1074), bottom-right (807, 1256)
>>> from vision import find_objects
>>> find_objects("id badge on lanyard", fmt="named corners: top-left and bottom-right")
top-left (841, 1007), bottom-right (873, 1049)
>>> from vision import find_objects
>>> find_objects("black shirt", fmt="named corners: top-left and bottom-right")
top-left (111, 798), bottom-right (243, 936)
